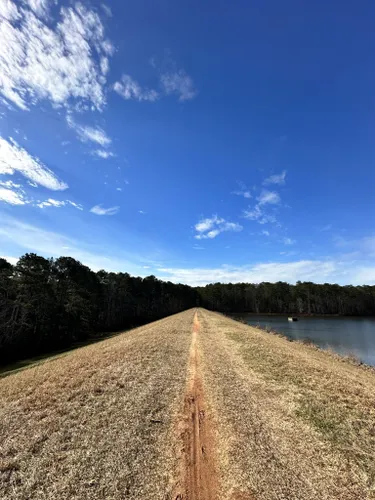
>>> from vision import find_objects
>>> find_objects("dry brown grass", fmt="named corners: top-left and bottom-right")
top-left (197, 309), bottom-right (375, 500)
top-left (2, 307), bottom-right (375, 500)
top-left (0, 310), bottom-right (195, 500)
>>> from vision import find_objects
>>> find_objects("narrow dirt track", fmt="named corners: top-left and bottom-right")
top-left (173, 312), bottom-right (217, 500)
top-left (1, 308), bottom-right (375, 499)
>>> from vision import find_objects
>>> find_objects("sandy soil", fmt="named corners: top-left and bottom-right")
top-left (1, 308), bottom-right (375, 500)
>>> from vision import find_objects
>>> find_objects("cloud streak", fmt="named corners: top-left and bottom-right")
top-left (0, 186), bottom-right (28, 205)
top-left (157, 259), bottom-right (375, 287)
top-left (0, 137), bottom-right (68, 190)
top-left (92, 149), bottom-right (114, 159)
top-left (0, 179), bottom-right (82, 210)
top-left (0, 214), bottom-right (144, 274)
top-left (263, 171), bottom-right (287, 185)
top-left (23, 0), bottom-right (55, 18)
top-left (90, 204), bottom-right (119, 216)
top-left (36, 199), bottom-right (83, 210)
top-left (66, 116), bottom-right (112, 147)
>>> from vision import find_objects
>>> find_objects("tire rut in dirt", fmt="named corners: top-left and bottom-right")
top-left (174, 312), bottom-right (217, 500)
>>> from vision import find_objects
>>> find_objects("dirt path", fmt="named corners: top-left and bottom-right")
top-left (1, 308), bottom-right (375, 499)
top-left (174, 312), bottom-right (217, 500)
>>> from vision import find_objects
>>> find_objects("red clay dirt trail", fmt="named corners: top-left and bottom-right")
top-left (174, 311), bottom-right (218, 500)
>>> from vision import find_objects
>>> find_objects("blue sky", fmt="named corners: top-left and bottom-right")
top-left (1, 0), bottom-right (375, 286)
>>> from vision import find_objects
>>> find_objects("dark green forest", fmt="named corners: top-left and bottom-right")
top-left (197, 281), bottom-right (375, 316)
top-left (0, 254), bottom-right (196, 364)
top-left (1, 253), bottom-right (375, 364)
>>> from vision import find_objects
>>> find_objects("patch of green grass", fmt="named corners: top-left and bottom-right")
top-left (226, 330), bottom-right (305, 385)
top-left (296, 396), bottom-right (347, 445)
top-left (295, 394), bottom-right (375, 489)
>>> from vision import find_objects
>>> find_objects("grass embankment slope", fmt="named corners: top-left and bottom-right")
top-left (1, 308), bottom-right (375, 499)
top-left (198, 309), bottom-right (375, 500)
top-left (0, 310), bottom-right (194, 500)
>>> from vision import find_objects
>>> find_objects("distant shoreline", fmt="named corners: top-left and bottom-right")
top-left (229, 312), bottom-right (375, 318)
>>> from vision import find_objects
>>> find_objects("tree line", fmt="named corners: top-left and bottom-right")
top-left (197, 281), bottom-right (375, 316)
top-left (1, 253), bottom-right (375, 364)
top-left (0, 254), bottom-right (196, 364)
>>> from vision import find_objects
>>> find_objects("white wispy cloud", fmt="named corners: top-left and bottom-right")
top-left (114, 75), bottom-right (159, 102)
top-left (232, 190), bottom-right (252, 199)
top-left (66, 115), bottom-right (112, 147)
top-left (334, 235), bottom-right (375, 258)
top-left (23, 0), bottom-right (55, 18)
top-left (0, 0), bottom-right (20, 22)
top-left (195, 215), bottom-right (242, 240)
top-left (36, 199), bottom-right (83, 209)
top-left (160, 70), bottom-right (197, 101)
top-left (243, 205), bottom-right (277, 225)
top-left (0, 214), bottom-right (145, 274)
top-left (92, 149), bottom-right (114, 159)
top-left (157, 259), bottom-right (375, 287)
top-left (231, 181), bottom-right (252, 199)
top-left (257, 190), bottom-right (280, 205)
top-left (157, 261), bottom-right (336, 286)
top-left (243, 190), bottom-right (280, 225)
top-left (262, 230), bottom-right (270, 236)
top-left (101, 3), bottom-right (112, 17)
top-left (36, 199), bottom-right (66, 208)
top-left (0, 179), bottom-right (83, 210)
top-left (263, 171), bottom-right (287, 185)
top-left (2, 213), bottom-right (374, 287)
top-left (0, 186), bottom-right (27, 205)
top-left (67, 201), bottom-right (83, 210)
top-left (90, 204), bottom-right (119, 216)
top-left (0, 180), bottom-right (21, 189)
top-left (283, 237), bottom-right (296, 245)
top-left (0, 137), bottom-right (67, 190)
top-left (0, 1), bottom-right (113, 111)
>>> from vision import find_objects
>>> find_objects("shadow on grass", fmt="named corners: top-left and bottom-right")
top-left (0, 330), bottom-right (127, 379)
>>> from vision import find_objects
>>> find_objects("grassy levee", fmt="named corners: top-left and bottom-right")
top-left (0, 309), bottom-right (195, 500)
top-left (1, 307), bottom-right (375, 500)
top-left (197, 309), bottom-right (375, 500)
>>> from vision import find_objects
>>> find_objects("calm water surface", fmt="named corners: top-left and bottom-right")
top-left (233, 315), bottom-right (375, 366)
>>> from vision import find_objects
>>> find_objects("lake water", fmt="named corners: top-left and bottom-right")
top-left (233, 315), bottom-right (375, 366)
